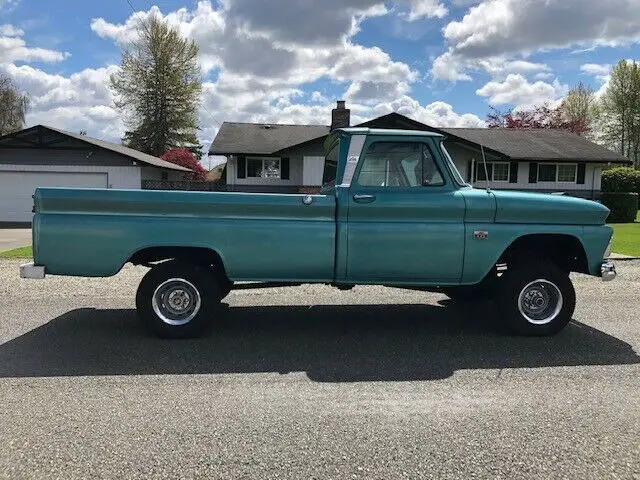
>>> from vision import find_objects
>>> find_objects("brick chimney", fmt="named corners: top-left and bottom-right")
top-left (330, 100), bottom-right (350, 130)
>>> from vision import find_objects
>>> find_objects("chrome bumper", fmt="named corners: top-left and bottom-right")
top-left (20, 262), bottom-right (45, 279)
top-left (601, 261), bottom-right (616, 282)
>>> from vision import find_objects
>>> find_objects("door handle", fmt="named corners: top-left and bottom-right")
top-left (352, 193), bottom-right (376, 203)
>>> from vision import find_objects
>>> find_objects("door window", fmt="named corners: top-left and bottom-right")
top-left (356, 142), bottom-right (444, 187)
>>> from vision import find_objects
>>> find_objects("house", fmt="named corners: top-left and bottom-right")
top-left (0, 125), bottom-right (192, 224)
top-left (210, 102), bottom-right (630, 197)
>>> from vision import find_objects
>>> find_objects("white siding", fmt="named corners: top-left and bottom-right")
top-left (0, 164), bottom-right (141, 189)
top-left (0, 164), bottom-right (143, 222)
top-left (471, 162), bottom-right (605, 192)
top-left (303, 156), bottom-right (325, 186)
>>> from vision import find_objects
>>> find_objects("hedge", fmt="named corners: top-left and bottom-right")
top-left (602, 167), bottom-right (640, 195)
top-left (601, 192), bottom-right (639, 223)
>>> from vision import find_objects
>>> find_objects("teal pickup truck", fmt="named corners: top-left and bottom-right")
top-left (21, 128), bottom-right (616, 338)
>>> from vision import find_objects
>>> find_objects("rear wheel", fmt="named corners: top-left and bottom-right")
top-left (496, 261), bottom-right (575, 336)
top-left (136, 261), bottom-right (220, 338)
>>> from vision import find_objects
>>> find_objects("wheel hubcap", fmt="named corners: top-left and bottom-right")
top-left (152, 278), bottom-right (202, 326)
top-left (517, 279), bottom-right (563, 325)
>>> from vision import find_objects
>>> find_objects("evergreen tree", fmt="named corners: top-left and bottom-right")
top-left (111, 15), bottom-right (202, 156)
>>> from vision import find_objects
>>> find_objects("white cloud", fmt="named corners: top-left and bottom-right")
top-left (431, 51), bottom-right (472, 82)
top-left (405, 0), bottom-right (448, 21)
top-left (0, 24), bottom-right (23, 36)
top-left (476, 74), bottom-right (569, 110)
top-left (1, 0), bottom-right (482, 152)
top-left (0, 63), bottom-right (123, 141)
top-left (444, 0), bottom-right (640, 58)
top-left (0, 24), bottom-right (69, 63)
top-left (431, 52), bottom-right (549, 82)
top-left (363, 96), bottom-right (486, 127)
top-left (433, 0), bottom-right (640, 82)
top-left (581, 64), bottom-right (612, 76)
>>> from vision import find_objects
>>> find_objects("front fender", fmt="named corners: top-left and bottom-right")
top-left (461, 224), bottom-right (607, 284)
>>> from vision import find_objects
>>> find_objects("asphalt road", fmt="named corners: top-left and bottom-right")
top-left (1, 260), bottom-right (639, 479)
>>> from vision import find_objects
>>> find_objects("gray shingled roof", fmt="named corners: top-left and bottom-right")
top-left (209, 122), bottom-right (330, 155)
top-left (209, 115), bottom-right (628, 164)
top-left (440, 128), bottom-right (627, 162)
top-left (43, 126), bottom-right (192, 171)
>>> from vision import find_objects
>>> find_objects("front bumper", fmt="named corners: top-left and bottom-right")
top-left (601, 261), bottom-right (616, 282)
top-left (20, 262), bottom-right (45, 279)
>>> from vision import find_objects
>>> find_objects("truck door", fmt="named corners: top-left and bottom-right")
top-left (345, 137), bottom-right (465, 284)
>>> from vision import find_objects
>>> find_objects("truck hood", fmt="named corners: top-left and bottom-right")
top-left (490, 190), bottom-right (610, 225)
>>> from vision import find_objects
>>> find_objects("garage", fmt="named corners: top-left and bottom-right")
top-left (0, 171), bottom-right (108, 223)
top-left (0, 125), bottom-right (192, 225)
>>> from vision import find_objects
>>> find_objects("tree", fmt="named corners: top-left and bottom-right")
top-left (111, 14), bottom-right (202, 157)
top-left (0, 73), bottom-right (30, 135)
top-left (161, 148), bottom-right (207, 181)
top-left (487, 97), bottom-right (591, 136)
top-left (487, 104), bottom-right (560, 129)
top-left (558, 82), bottom-right (596, 137)
top-left (598, 60), bottom-right (640, 166)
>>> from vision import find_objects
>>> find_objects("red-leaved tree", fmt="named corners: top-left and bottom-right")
top-left (487, 102), bottom-right (591, 136)
top-left (161, 148), bottom-right (207, 181)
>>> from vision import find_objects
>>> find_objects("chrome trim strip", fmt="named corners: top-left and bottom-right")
top-left (601, 261), bottom-right (616, 282)
top-left (339, 134), bottom-right (366, 188)
top-left (20, 262), bottom-right (45, 280)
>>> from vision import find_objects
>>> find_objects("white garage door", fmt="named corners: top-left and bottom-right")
top-left (0, 171), bottom-right (108, 223)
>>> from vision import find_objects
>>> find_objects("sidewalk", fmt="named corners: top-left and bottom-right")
top-left (609, 252), bottom-right (640, 260)
top-left (0, 229), bottom-right (31, 251)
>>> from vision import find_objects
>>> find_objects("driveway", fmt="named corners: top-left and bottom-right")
top-left (0, 260), bottom-right (638, 479)
top-left (0, 228), bottom-right (31, 251)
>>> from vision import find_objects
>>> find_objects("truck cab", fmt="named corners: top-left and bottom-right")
top-left (21, 128), bottom-right (616, 338)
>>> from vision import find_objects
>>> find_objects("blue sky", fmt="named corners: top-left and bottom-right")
top-left (1, 0), bottom-right (638, 154)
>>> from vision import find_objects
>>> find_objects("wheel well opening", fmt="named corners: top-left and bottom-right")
top-left (128, 247), bottom-right (228, 279)
top-left (498, 234), bottom-right (589, 274)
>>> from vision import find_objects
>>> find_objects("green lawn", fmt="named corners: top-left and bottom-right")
top-left (611, 211), bottom-right (640, 257)
top-left (0, 246), bottom-right (33, 259)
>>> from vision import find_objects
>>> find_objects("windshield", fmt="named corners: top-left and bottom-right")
top-left (440, 142), bottom-right (468, 187)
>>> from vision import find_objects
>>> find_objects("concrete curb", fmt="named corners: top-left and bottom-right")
top-left (608, 254), bottom-right (640, 261)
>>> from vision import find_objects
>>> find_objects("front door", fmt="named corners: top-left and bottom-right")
top-left (345, 138), bottom-right (465, 284)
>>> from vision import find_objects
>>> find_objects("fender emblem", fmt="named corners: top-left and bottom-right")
top-left (474, 230), bottom-right (489, 240)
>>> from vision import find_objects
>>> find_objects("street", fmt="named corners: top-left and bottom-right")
top-left (1, 259), bottom-right (639, 479)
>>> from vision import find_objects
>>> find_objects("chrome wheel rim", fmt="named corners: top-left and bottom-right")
top-left (518, 279), bottom-right (563, 325)
top-left (152, 278), bottom-right (201, 326)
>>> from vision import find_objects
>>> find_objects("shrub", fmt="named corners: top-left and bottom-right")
top-left (601, 192), bottom-right (639, 223)
top-left (161, 148), bottom-right (208, 181)
top-left (601, 167), bottom-right (640, 195)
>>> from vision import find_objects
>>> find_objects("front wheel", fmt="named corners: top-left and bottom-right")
top-left (496, 262), bottom-right (575, 336)
top-left (136, 261), bottom-right (221, 338)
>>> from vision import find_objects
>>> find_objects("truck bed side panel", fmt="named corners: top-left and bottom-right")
top-left (34, 188), bottom-right (336, 281)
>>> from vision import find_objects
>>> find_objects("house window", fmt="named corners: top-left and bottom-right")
top-left (476, 162), bottom-right (509, 182)
top-left (537, 164), bottom-right (577, 183)
top-left (557, 164), bottom-right (577, 182)
top-left (247, 158), bottom-right (281, 179)
top-left (538, 164), bottom-right (557, 182)
top-left (492, 162), bottom-right (510, 182)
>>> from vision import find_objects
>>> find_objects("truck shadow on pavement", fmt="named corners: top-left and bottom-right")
top-left (0, 302), bottom-right (638, 381)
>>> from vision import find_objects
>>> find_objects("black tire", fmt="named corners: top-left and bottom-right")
top-left (218, 277), bottom-right (234, 299)
top-left (496, 261), bottom-right (575, 336)
top-left (136, 261), bottom-right (221, 338)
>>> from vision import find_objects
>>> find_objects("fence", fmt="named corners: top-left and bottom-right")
top-left (142, 180), bottom-right (222, 191)
top-left (142, 181), bottom-right (323, 194)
